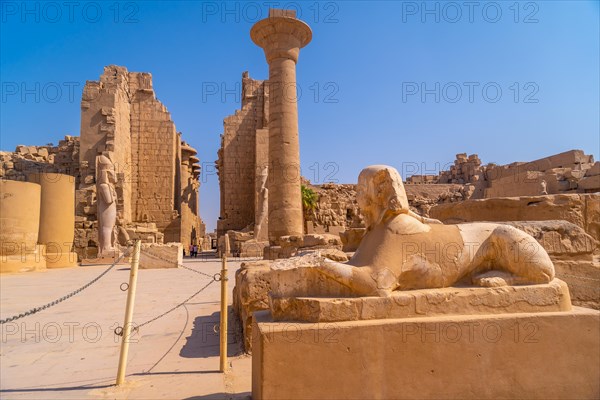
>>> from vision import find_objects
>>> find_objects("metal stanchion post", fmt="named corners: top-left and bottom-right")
top-left (220, 234), bottom-right (229, 372)
top-left (116, 240), bottom-right (141, 386)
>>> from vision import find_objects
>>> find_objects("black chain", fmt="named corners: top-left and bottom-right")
top-left (139, 249), bottom-right (215, 279)
top-left (132, 278), bottom-right (216, 332)
top-left (0, 249), bottom-right (131, 325)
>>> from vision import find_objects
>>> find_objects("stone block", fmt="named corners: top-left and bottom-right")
top-left (138, 243), bottom-right (182, 269)
top-left (252, 307), bottom-right (600, 399)
top-left (270, 279), bottom-right (571, 323)
top-left (501, 220), bottom-right (597, 260)
top-left (585, 162), bottom-right (600, 177)
top-left (429, 194), bottom-right (599, 237)
top-left (578, 175), bottom-right (600, 191)
top-left (233, 262), bottom-right (272, 351)
top-left (340, 228), bottom-right (366, 252)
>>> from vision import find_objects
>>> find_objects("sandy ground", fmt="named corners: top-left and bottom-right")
top-left (0, 254), bottom-right (252, 399)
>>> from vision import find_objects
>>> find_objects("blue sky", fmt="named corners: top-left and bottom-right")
top-left (1, 1), bottom-right (599, 232)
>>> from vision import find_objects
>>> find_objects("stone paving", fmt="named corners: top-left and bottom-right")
top-left (0, 255), bottom-right (251, 399)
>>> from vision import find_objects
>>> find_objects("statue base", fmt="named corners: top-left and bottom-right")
top-left (270, 279), bottom-right (572, 322)
top-left (252, 306), bottom-right (600, 399)
top-left (80, 249), bottom-right (126, 266)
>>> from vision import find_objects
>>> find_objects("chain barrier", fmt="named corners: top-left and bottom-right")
top-left (0, 248), bottom-right (132, 325)
top-left (115, 278), bottom-right (217, 335)
top-left (111, 248), bottom-right (220, 335)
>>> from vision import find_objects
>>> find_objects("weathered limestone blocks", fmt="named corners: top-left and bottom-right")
top-left (139, 243), bottom-right (182, 269)
top-left (0, 180), bottom-right (46, 273)
top-left (28, 173), bottom-right (78, 268)
top-left (264, 233), bottom-right (343, 260)
top-left (233, 261), bottom-right (272, 350)
top-left (234, 250), bottom-right (350, 352)
top-left (270, 279), bottom-right (571, 322)
top-left (430, 194), bottom-right (600, 239)
top-left (339, 228), bottom-right (366, 252)
top-left (485, 149), bottom-right (598, 196)
top-left (0, 136), bottom-right (79, 182)
top-left (501, 220), bottom-right (597, 260)
top-left (78, 65), bottom-right (204, 258)
top-left (306, 183), bottom-right (362, 235)
top-left (252, 308), bottom-right (600, 400)
top-left (216, 73), bottom-right (268, 238)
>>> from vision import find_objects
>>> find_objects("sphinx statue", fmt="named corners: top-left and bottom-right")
top-left (96, 154), bottom-right (118, 257)
top-left (313, 165), bottom-right (555, 296)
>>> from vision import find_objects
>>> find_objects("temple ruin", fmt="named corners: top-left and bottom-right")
top-left (216, 72), bottom-right (268, 238)
top-left (1, 65), bottom-right (205, 261)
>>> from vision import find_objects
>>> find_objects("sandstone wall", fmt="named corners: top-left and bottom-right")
top-left (406, 150), bottom-right (598, 199)
top-left (429, 194), bottom-right (600, 239)
top-left (216, 72), bottom-right (268, 237)
top-left (1, 65), bottom-right (204, 260)
top-left (129, 71), bottom-right (178, 236)
top-left (0, 136), bottom-right (79, 182)
top-left (306, 182), bottom-right (469, 234)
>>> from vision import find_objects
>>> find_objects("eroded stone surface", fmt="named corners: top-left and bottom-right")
top-left (270, 279), bottom-right (572, 322)
top-left (253, 308), bottom-right (600, 400)
top-left (139, 243), bottom-right (183, 269)
top-left (430, 193), bottom-right (600, 239)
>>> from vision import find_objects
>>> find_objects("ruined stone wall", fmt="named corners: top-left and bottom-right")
top-left (128, 71), bottom-right (179, 238)
top-left (0, 136), bottom-right (79, 182)
top-left (406, 150), bottom-right (598, 199)
top-left (2, 65), bottom-right (204, 259)
top-left (306, 182), bottom-right (469, 234)
top-left (305, 183), bottom-right (362, 235)
top-left (180, 142), bottom-right (204, 250)
top-left (216, 72), bottom-right (268, 237)
top-left (485, 150), bottom-right (598, 197)
top-left (80, 65), bottom-right (132, 222)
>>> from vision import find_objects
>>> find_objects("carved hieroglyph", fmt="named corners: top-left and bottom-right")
top-left (96, 155), bottom-right (117, 257)
top-left (313, 165), bottom-right (556, 296)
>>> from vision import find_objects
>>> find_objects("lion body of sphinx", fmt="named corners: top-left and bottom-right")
top-left (314, 213), bottom-right (555, 296)
top-left (345, 214), bottom-right (555, 293)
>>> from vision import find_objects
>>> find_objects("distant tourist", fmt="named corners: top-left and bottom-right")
top-left (193, 244), bottom-right (198, 258)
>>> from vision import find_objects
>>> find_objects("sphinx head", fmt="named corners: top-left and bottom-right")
top-left (357, 165), bottom-right (409, 229)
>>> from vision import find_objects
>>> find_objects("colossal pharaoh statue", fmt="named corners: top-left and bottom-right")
top-left (313, 165), bottom-right (555, 296)
top-left (96, 154), bottom-right (118, 257)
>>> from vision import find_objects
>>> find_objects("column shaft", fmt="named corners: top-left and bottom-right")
top-left (268, 57), bottom-right (303, 241)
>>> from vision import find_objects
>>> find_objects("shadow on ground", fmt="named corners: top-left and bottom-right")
top-left (183, 393), bottom-right (251, 400)
top-left (180, 308), bottom-right (244, 358)
top-left (0, 379), bottom-right (114, 394)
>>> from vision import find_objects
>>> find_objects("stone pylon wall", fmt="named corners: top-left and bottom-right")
top-left (128, 72), bottom-right (179, 238)
top-left (80, 65), bottom-right (132, 222)
top-left (216, 72), bottom-right (268, 237)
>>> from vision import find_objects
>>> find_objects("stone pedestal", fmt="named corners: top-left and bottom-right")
top-left (80, 249), bottom-right (126, 266)
top-left (138, 243), bottom-right (182, 269)
top-left (250, 9), bottom-right (312, 243)
top-left (253, 307), bottom-right (600, 399)
top-left (270, 280), bottom-right (572, 322)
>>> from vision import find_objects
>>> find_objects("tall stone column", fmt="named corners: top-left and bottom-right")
top-left (250, 9), bottom-right (312, 242)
